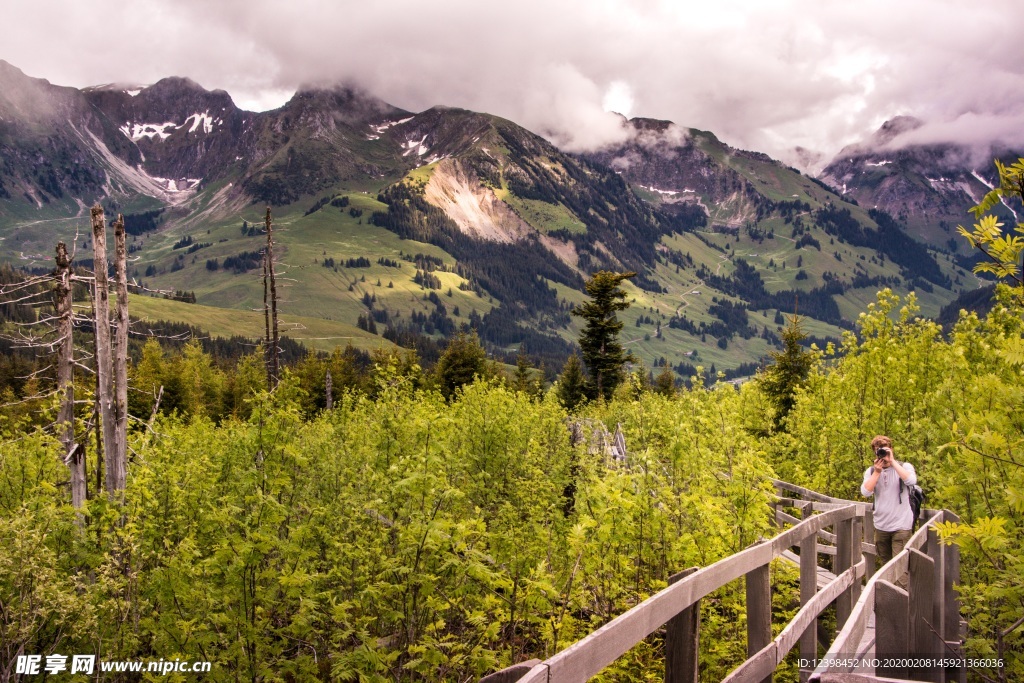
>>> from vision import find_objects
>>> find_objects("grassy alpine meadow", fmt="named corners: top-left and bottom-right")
top-left (127, 295), bottom-right (393, 354)
top-left (134, 192), bottom-right (499, 344)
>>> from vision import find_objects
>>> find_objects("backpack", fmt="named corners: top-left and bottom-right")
top-left (900, 479), bottom-right (926, 529)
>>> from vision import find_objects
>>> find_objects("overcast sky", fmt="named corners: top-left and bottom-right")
top-left (5, 0), bottom-right (1023, 169)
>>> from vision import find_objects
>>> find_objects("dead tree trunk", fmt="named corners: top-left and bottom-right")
top-left (53, 241), bottom-right (85, 510)
top-left (92, 297), bottom-right (103, 496)
top-left (263, 232), bottom-right (272, 388)
top-left (266, 250), bottom-right (274, 389)
top-left (91, 205), bottom-right (120, 497)
top-left (265, 207), bottom-right (280, 388)
top-left (112, 215), bottom-right (129, 491)
top-left (325, 369), bottom-right (333, 410)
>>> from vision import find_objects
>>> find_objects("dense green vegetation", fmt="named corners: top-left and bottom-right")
top-left (772, 159), bottom-right (1024, 682)
top-left (2, 279), bottom-right (1022, 680)
top-left (0, 354), bottom-right (778, 681)
top-left (775, 288), bottom-right (1024, 681)
top-left (1, 161), bottom-right (1022, 682)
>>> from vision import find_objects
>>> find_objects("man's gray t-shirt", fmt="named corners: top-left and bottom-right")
top-left (861, 462), bottom-right (917, 532)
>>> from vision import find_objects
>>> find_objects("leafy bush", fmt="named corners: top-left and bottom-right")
top-left (1, 363), bottom-right (778, 681)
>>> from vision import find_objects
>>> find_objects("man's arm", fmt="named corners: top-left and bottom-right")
top-left (892, 460), bottom-right (916, 486)
top-left (861, 466), bottom-right (881, 496)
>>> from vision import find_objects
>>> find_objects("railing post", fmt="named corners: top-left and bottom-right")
top-left (863, 508), bottom-right (876, 579)
top-left (942, 511), bottom-right (964, 683)
top-left (746, 562), bottom-right (772, 683)
top-left (876, 580), bottom-right (909, 679)
top-left (909, 548), bottom-right (939, 682)
top-left (927, 525), bottom-right (947, 683)
top-left (799, 502), bottom-right (817, 682)
top-left (665, 567), bottom-right (700, 683)
top-left (834, 517), bottom-right (854, 631)
top-left (850, 514), bottom-right (863, 607)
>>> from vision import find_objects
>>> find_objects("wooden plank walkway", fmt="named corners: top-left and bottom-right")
top-left (852, 611), bottom-right (877, 676)
top-left (478, 482), bottom-right (962, 683)
top-left (780, 549), bottom-right (837, 590)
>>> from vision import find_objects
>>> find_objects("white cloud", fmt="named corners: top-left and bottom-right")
top-left (3, 0), bottom-right (1022, 165)
top-left (603, 81), bottom-right (635, 118)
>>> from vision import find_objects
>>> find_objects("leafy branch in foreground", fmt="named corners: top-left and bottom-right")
top-left (958, 158), bottom-right (1024, 292)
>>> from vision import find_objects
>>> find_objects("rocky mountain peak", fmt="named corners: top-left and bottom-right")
top-left (0, 58), bottom-right (986, 375)
top-left (818, 115), bottom-right (1017, 244)
top-left (872, 115), bottom-right (925, 147)
top-left (284, 83), bottom-right (407, 128)
top-left (0, 59), bottom-right (31, 82)
top-left (0, 59), bottom-right (87, 124)
top-left (624, 116), bottom-right (674, 135)
top-left (137, 77), bottom-right (236, 114)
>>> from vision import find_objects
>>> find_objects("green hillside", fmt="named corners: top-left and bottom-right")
top-left (128, 295), bottom-right (394, 354)
top-left (0, 75), bottom-right (982, 377)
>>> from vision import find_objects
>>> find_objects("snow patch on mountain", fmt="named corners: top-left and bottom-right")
top-left (119, 112), bottom-right (221, 142)
top-left (75, 125), bottom-right (201, 205)
top-left (971, 170), bottom-right (994, 190)
top-left (969, 170), bottom-right (1018, 221)
top-left (640, 184), bottom-right (687, 196)
top-left (185, 112), bottom-right (219, 134)
top-left (152, 177), bottom-right (201, 193)
top-left (370, 117), bottom-right (414, 135)
top-left (403, 135), bottom-right (429, 157)
top-left (865, 160), bottom-right (892, 167)
top-left (122, 121), bottom-right (177, 141)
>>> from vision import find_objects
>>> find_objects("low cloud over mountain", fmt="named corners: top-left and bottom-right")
top-left (5, 0), bottom-right (1022, 167)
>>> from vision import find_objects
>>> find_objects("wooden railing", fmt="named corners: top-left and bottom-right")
top-left (810, 509), bottom-right (964, 683)
top-left (480, 479), bottom-right (962, 683)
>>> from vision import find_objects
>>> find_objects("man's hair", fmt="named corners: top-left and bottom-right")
top-left (871, 435), bottom-right (892, 451)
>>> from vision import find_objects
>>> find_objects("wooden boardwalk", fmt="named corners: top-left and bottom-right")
top-left (479, 480), bottom-right (964, 683)
top-left (780, 549), bottom-right (837, 590)
top-left (852, 612), bottom-right (877, 677)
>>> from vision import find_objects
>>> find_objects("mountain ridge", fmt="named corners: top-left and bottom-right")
top-left (818, 117), bottom-right (1021, 249)
top-left (0, 61), bottom-right (987, 375)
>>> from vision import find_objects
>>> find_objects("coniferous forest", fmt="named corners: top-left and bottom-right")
top-left (1, 162), bottom-right (1023, 682)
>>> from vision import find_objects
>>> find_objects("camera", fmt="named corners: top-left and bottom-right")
top-left (875, 447), bottom-right (891, 458)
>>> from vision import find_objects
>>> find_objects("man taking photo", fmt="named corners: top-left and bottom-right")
top-left (860, 435), bottom-right (917, 579)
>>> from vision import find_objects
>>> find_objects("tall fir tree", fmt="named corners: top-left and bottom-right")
top-left (556, 353), bottom-right (587, 411)
top-left (572, 271), bottom-right (636, 400)
top-left (653, 366), bottom-right (677, 397)
top-left (435, 331), bottom-right (487, 400)
top-left (758, 313), bottom-right (815, 430)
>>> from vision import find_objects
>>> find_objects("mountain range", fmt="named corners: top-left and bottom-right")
top-left (0, 59), bottom-right (1014, 377)
top-left (820, 115), bottom-right (1021, 251)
